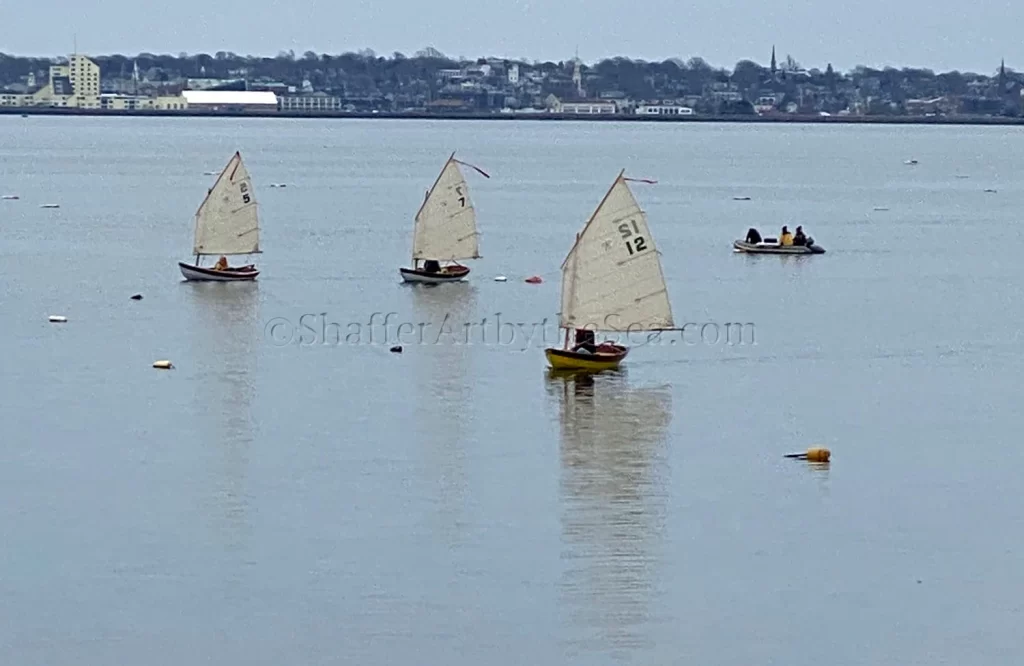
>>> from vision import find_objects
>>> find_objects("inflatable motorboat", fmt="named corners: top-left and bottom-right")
top-left (733, 237), bottom-right (825, 255)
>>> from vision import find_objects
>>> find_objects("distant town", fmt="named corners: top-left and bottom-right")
top-left (0, 47), bottom-right (1022, 121)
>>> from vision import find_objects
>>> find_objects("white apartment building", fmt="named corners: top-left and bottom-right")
top-left (68, 54), bottom-right (100, 107)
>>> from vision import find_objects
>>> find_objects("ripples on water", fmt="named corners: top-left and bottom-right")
top-left (4, 118), bottom-right (1024, 665)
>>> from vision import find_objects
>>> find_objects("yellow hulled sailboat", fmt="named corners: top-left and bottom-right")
top-left (545, 170), bottom-right (676, 372)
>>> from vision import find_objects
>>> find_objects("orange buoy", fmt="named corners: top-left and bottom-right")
top-left (784, 447), bottom-right (831, 462)
top-left (805, 447), bottom-right (830, 462)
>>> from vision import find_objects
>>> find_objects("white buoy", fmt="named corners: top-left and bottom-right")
top-left (494, 275), bottom-right (507, 282)
top-left (152, 360), bottom-right (174, 369)
top-left (1, 195), bottom-right (18, 200)
top-left (48, 315), bottom-right (67, 323)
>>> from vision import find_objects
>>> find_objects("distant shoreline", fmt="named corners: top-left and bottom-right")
top-left (4, 107), bottom-right (1024, 126)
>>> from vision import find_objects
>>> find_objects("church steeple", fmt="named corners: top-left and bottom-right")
top-left (770, 46), bottom-right (777, 76)
top-left (572, 47), bottom-right (584, 98)
top-left (999, 58), bottom-right (1007, 95)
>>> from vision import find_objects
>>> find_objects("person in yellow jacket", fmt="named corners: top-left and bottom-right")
top-left (779, 226), bottom-right (794, 246)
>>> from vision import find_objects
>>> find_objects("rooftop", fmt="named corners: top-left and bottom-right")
top-left (182, 90), bottom-right (278, 105)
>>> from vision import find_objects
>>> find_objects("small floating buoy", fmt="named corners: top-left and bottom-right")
top-left (525, 276), bottom-right (543, 284)
top-left (152, 360), bottom-right (174, 369)
top-left (494, 275), bottom-right (507, 282)
top-left (48, 315), bottom-right (67, 323)
top-left (784, 447), bottom-right (831, 462)
top-left (732, 196), bottom-right (751, 201)
top-left (389, 345), bottom-right (403, 353)
top-left (130, 294), bottom-right (143, 300)
top-left (984, 188), bottom-right (997, 193)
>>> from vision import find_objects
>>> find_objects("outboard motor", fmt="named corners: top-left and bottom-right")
top-left (745, 227), bottom-right (762, 243)
top-left (806, 236), bottom-right (814, 247)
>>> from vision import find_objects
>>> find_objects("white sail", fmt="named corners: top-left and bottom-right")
top-left (559, 172), bottom-right (674, 332)
top-left (411, 156), bottom-right (480, 261)
top-left (193, 151), bottom-right (260, 256)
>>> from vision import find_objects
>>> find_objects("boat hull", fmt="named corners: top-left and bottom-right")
top-left (545, 345), bottom-right (629, 372)
top-left (179, 262), bottom-right (259, 281)
top-left (399, 265), bottom-right (470, 284)
top-left (733, 240), bottom-right (825, 255)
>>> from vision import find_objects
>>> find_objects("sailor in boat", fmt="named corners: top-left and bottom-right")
top-left (745, 227), bottom-right (762, 244)
top-left (779, 226), bottom-right (794, 246)
top-left (793, 226), bottom-right (808, 246)
top-left (423, 259), bottom-right (441, 274)
top-left (571, 328), bottom-right (598, 354)
top-left (213, 256), bottom-right (229, 271)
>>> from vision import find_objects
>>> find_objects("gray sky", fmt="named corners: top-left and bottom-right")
top-left (1, 0), bottom-right (1017, 73)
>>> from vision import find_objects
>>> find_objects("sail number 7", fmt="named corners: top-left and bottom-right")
top-left (618, 219), bottom-right (648, 255)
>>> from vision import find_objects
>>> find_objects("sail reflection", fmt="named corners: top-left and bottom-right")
top-left (406, 283), bottom-right (479, 547)
top-left (547, 369), bottom-right (673, 658)
top-left (185, 282), bottom-right (260, 551)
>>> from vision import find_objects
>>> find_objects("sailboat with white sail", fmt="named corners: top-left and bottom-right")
top-left (399, 152), bottom-right (489, 284)
top-left (178, 151), bottom-right (261, 282)
top-left (545, 170), bottom-right (676, 372)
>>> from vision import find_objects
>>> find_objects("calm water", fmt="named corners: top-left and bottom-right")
top-left (2, 117), bottom-right (1024, 664)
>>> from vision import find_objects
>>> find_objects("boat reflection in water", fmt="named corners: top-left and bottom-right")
top-left (406, 281), bottom-right (479, 547)
top-left (186, 282), bottom-right (260, 552)
top-left (546, 369), bottom-right (674, 660)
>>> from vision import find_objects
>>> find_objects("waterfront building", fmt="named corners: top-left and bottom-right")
top-left (98, 94), bottom-right (187, 111)
top-left (279, 93), bottom-right (344, 112)
top-left (635, 104), bottom-right (694, 116)
top-left (555, 99), bottom-right (617, 114)
top-left (180, 90), bottom-right (278, 111)
top-left (0, 53), bottom-right (102, 108)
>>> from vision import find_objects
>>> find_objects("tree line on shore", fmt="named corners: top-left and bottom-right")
top-left (0, 48), bottom-right (1010, 104)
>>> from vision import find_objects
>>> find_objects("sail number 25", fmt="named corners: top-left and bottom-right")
top-left (618, 219), bottom-right (647, 255)
top-left (239, 182), bottom-right (251, 204)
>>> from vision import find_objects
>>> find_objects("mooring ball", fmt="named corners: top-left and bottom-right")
top-left (805, 447), bottom-right (831, 463)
